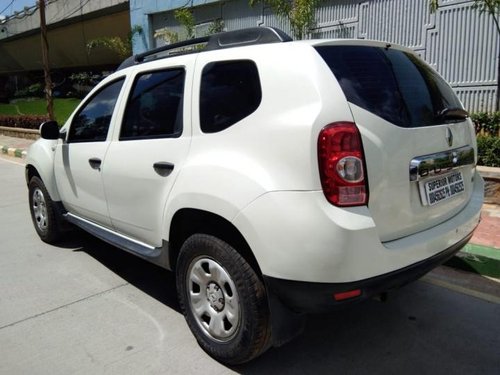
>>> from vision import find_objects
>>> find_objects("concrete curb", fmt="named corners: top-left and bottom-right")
top-left (463, 243), bottom-right (500, 261)
top-left (0, 126), bottom-right (40, 140)
top-left (447, 244), bottom-right (500, 279)
top-left (1, 145), bottom-right (28, 159)
top-left (477, 166), bottom-right (500, 182)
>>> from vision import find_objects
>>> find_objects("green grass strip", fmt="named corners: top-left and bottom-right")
top-left (0, 98), bottom-right (81, 124)
top-left (0, 103), bottom-right (21, 116)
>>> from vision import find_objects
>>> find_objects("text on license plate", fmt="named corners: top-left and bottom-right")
top-left (420, 171), bottom-right (465, 206)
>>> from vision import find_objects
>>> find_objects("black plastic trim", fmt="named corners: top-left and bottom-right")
top-left (264, 233), bottom-right (473, 314)
top-left (153, 162), bottom-right (175, 177)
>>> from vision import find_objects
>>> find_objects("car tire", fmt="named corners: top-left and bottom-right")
top-left (176, 234), bottom-right (271, 365)
top-left (28, 176), bottom-right (62, 244)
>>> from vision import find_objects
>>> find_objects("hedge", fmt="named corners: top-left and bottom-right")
top-left (471, 112), bottom-right (500, 136)
top-left (0, 115), bottom-right (50, 130)
top-left (470, 112), bottom-right (500, 167)
top-left (477, 136), bottom-right (500, 167)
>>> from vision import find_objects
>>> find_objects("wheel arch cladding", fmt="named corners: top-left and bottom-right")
top-left (25, 164), bottom-right (41, 185)
top-left (168, 208), bottom-right (262, 277)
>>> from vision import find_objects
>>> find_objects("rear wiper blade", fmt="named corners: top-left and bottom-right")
top-left (437, 107), bottom-right (469, 121)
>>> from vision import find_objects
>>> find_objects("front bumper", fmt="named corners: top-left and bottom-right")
top-left (264, 232), bottom-right (473, 314)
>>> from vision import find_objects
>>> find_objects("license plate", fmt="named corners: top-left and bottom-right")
top-left (419, 171), bottom-right (465, 206)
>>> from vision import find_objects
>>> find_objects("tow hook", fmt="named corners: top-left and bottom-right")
top-left (373, 292), bottom-right (388, 302)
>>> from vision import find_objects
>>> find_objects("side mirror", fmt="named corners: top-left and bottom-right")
top-left (39, 121), bottom-right (60, 140)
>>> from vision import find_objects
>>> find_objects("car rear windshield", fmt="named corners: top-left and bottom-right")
top-left (315, 46), bottom-right (463, 128)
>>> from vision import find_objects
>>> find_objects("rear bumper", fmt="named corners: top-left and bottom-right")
top-left (264, 232), bottom-right (473, 314)
top-left (234, 173), bottom-right (482, 283)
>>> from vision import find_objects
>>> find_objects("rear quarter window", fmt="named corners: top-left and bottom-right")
top-left (200, 60), bottom-right (261, 133)
top-left (315, 46), bottom-right (463, 128)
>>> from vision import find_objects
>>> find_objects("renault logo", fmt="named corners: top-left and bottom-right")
top-left (445, 127), bottom-right (453, 147)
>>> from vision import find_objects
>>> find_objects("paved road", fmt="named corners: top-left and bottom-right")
top-left (1, 156), bottom-right (499, 374)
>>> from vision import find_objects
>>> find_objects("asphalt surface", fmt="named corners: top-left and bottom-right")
top-left (1, 155), bottom-right (499, 374)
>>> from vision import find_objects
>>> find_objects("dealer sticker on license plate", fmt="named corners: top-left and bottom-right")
top-left (419, 171), bottom-right (465, 206)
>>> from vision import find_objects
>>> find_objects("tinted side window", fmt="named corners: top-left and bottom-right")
top-left (315, 46), bottom-right (463, 128)
top-left (200, 60), bottom-right (261, 133)
top-left (68, 79), bottom-right (124, 142)
top-left (121, 69), bottom-right (185, 140)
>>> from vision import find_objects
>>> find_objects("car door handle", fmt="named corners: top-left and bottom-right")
top-left (89, 158), bottom-right (102, 170)
top-left (153, 162), bottom-right (174, 177)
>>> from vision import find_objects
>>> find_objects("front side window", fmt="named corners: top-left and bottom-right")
top-left (200, 60), bottom-right (261, 133)
top-left (68, 78), bottom-right (124, 142)
top-left (121, 69), bottom-right (185, 140)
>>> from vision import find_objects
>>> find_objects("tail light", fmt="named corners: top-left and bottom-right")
top-left (318, 122), bottom-right (368, 206)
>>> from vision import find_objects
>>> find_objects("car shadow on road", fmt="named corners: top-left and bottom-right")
top-left (234, 281), bottom-right (499, 374)
top-left (58, 229), bottom-right (181, 313)
top-left (55, 231), bottom-right (499, 374)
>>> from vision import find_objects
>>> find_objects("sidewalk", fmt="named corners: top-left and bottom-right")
top-left (0, 134), bottom-right (499, 275)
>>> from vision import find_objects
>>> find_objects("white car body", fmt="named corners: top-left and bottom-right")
top-left (26, 28), bottom-right (483, 363)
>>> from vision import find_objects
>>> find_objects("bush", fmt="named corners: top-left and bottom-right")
top-left (471, 112), bottom-right (500, 136)
top-left (27, 83), bottom-right (44, 97)
top-left (14, 83), bottom-right (44, 98)
top-left (477, 136), bottom-right (500, 167)
top-left (13, 88), bottom-right (29, 98)
top-left (0, 115), bottom-right (50, 130)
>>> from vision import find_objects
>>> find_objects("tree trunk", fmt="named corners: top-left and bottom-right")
top-left (39, 0), bottom-right (54, 121)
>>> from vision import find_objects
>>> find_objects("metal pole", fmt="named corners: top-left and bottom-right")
top-left (39, 0), bottom-right (54, 121)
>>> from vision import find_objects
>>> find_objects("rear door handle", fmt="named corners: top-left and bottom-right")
top-left (153, 162), bottom-right (174, 177)
top-left (89, 158), bottom-right (102, 170)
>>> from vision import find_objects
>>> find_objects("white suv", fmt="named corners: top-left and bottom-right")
top-left (26, 27), bottom-right (483, 364)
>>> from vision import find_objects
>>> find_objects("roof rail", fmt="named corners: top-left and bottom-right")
top-left (117, 27), bottom-right (292, 70)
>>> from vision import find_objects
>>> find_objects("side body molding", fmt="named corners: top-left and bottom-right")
top-left (65, 213), bottom-right (171, 269)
